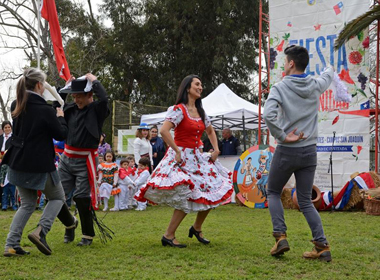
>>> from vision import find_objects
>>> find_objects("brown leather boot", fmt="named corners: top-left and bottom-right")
top-left (270, 232), bottom-right (290, 256)
top-left (303, 241), bottom-right (332, 262)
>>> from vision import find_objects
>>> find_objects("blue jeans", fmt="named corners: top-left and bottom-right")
top-left (2, 183), bottom-right (17, 210)
top-left (39, 193), bottom-right (45, 209)
top-left (267, 144), bottom-right (327, 243)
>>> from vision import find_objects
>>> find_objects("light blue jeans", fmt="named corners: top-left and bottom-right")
top-left (5, 174), bottom-right (65, 248)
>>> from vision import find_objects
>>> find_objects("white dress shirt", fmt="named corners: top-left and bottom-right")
top-left (133, 137), bottom-right (153, 165)
top-left (1, 132), bottom-right (11, 152)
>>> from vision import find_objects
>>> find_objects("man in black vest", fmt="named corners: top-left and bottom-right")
top-left (57, 73), bottom-right (110, 246)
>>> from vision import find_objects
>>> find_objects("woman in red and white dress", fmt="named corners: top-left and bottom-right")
top-left (136, 74), bottom-right (233, 248)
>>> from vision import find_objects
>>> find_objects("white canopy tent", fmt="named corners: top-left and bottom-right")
top-left (141, 83), bottom-right (266, 131)
top-left (141, 83), bottom-right (266, 150)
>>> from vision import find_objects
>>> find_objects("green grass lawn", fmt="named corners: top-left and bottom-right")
top-left (0, 204), bottom-right (379, 280)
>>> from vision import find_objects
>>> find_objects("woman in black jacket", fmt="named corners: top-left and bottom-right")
top-left (2, 68), bottom-right (76, 257)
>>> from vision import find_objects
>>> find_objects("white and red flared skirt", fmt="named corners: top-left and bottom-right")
top-left (135, 147), bottom-right (233, 213)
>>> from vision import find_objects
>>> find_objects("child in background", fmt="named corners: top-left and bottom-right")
top-left (118, 158), bottom-right (131, 211)
top-left (0, 152), bottom-right (17, 211)
top-left (98, 150), bottom-right (119, 211)
top-left (127, 156), bottom-right (138, 208)
top-left (127, 156), bottom-right (138, 170)
top-left (98, 154), bottom-right (104, 165)
top-left (96, 154), bottom-right (105, 207)
top-left (134, 157), bottom-right (152, 211)
top-left (97, 154), bottom-right (105, 181)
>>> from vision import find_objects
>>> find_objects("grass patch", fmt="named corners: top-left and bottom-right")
top-left (0, 205), bottom-right (379, 279)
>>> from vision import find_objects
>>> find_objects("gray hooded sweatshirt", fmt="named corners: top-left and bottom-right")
top-left (263, 67), bottom-right (334, 147)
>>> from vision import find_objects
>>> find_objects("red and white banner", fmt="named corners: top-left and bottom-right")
top-left (269, 0), bottom-right (370, 190)
top-left (40, 0), bottom-right (71, 81)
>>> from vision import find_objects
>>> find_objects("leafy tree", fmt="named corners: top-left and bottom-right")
top-left (335, 5), bottom-right (380, 50)
top-left (102, 0), bottom-right (266, 105)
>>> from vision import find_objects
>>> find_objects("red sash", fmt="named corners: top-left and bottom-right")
top-left (63, 144), bottom-right (98, 210)
top-left (55, 148), bottom-right (64, 154)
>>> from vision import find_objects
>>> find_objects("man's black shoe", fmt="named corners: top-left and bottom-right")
top-left (77, 237), bottom-right (92, 246)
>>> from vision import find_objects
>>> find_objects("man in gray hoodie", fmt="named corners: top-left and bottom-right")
top-left (263, 45), bottom-right (334, 262)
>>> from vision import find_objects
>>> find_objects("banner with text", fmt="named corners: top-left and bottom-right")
top-left (269, 0), bottom-right (370, 190)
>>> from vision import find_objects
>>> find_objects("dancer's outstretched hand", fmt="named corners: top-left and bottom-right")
top-left (284, 128), bottom-right (306, 143)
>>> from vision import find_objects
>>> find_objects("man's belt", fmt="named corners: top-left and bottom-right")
top-left (63, 144), bottom-right (99, 210)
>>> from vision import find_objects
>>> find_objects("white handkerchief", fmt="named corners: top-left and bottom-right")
top-left (59, 75), bottom-right (92, 93)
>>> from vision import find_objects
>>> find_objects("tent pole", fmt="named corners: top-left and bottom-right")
top-left (242, 113), bottom-right (246, 151)
top-left (376, 4), bottom-right (380, 173)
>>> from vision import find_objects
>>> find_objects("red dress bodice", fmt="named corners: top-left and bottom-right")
top-left (174, 104), bottom-right (205, 149)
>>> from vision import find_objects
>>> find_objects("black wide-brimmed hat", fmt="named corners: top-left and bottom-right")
top-left (59, 79), bottom-right (91, 94)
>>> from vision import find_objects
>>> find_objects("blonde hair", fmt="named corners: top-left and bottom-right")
top-left (13, 68), bottom-right (46, 118)
top-left (135, 129), bottom-right (151, 140)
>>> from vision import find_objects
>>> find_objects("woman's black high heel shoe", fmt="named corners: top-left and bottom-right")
top-left (161, 236), bottom-right (187, 248)
top-left (189, 226), bottom-right (210, 244)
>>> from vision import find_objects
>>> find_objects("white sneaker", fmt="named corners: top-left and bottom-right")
top-left (103, 207), bottom-right (108, 212)
top-left (110, 208), bottom-right (119, 212)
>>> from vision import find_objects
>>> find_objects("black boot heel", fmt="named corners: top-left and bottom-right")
top-left (64, 217), bottom-right (78, 243)
top-left (161, 236), bottom-right (187, 248)
top-left (189, 226), bottom-right (210, 244)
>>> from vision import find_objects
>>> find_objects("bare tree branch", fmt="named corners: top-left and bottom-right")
top-left (0, 71), bottom-right (22, 82)
top-left (0, 90), bottom-right (9, 121)
top-left (87, 0), bottom-right (96, 22)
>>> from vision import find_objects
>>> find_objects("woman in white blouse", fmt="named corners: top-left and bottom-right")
top-left (133, 123), bottom-right (153, 166)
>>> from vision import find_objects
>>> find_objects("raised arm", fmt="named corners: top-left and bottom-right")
top-left (316, 66), bottom-right (334, 93)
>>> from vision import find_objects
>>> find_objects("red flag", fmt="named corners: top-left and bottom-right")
top-left (40, 0), bottom-right (70, 81)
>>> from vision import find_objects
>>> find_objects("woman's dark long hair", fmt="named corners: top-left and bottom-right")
top-left (175, 74), bottom-right (205, 124)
